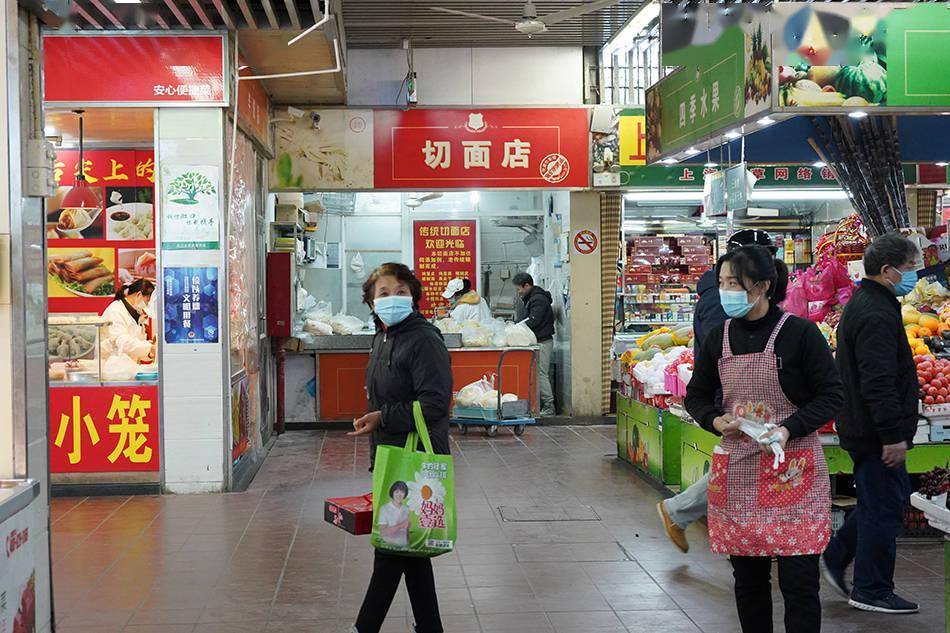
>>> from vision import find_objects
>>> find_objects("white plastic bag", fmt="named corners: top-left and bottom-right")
top-left (329, 312), bottom-right (365, 335)
top-left (505, 321), bottom-right (538, 347)
top-left (101, 354), bottom-right (139, 382)
top-left (435, 318), bottom-right (462, 335)
top-left (461, 322), bottom-right (492, 347)
top-left (477, 390), bottom-right (500, 409)
top-left (350, 251), bottom-right (365, 275)
top-left (456, 376), bottom-right (494, 407)
top-left (489, 319), bottom-right (508, 348)
top-left (303, 319), bottom-right (333, 336)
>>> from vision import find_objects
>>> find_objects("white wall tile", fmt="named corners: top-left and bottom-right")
top-left (163, 396), bottom-right (225, 441)
top-left (163, 438), bottom-right (224, 486)
top-left (162, 353), bottom-right (225, 398)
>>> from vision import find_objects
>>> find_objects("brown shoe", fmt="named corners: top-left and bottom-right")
top-left (657, 501), bottom-right (689, 553)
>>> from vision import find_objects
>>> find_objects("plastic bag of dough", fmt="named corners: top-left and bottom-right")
top-left (455, 376), bottom-right (493, 407)
top-left (502, 393), bottom-right (518, 403)
top-left (329, 312), bottom-right (365, 335)
top-left (477, 389), bottom-right (500, 409)
top-left (435, 318), bottom-right (462, 335)
top-left (505, 321), bottom-right (538, 347)
top-left (303, 319), bottom-right (333, 336)
top-left (461, 322), bottom-right (492, 347)
top-left (489, 319), bottom-right (508, 348)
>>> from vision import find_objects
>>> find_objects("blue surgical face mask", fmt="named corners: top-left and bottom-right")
top-left (374, 295), bottom-right (413, 326)
top-left (894, 269), bottom-right (918, 296)
top-left (720, 288), bottom-right (759, 318)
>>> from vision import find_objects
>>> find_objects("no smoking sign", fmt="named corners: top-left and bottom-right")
top-left (572, 229), bottom-right (599, 255)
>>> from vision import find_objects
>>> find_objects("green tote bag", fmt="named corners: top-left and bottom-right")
top-left (370, 402), bottom-right (456, 557)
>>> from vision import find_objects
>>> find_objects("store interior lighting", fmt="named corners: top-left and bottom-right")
top-left (937, 162), bottom-right (949, 167)
top-left (724, 130), bottom-right (741, 139)
top-left (758, 116), bottom-right (775, 126)
top-left (848, 111), bottom-right (868, 119)
top-left (813, 161), bottom-right (827, 168)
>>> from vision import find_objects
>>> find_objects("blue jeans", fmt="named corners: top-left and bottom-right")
top-left (824, 447), bottom-right (912, 599)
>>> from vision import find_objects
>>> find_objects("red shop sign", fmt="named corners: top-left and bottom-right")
top-left (375, 109), bottom-right (589, 189)
top-left (43, 34), bottom-right (227, 105)
top-left (237, 58), bottom-right (272, 149)
top-left (50, 385), bottom-right (160, 473)
top-left (413, 220), bottom-right (477, 317)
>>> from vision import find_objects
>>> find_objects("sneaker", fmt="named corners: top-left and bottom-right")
top-left (657, 501), bottom-right (689, 553)
top-left (820, 554), bottom-right (851, 599)
top-left (849, 591), bottom-right (919, 614)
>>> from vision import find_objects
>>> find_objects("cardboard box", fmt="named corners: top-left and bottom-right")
top-left (325, 494), bottom-right (374, 535)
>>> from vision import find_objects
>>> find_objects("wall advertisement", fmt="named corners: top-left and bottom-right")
top-left (0, 508), bottom-right (35, 633)
top-left (163, 267), bottom-right (220, 344)
top-left (412, 220), bottom-right (477, 318)
top-left (161, 165), bottom-right (221, 251)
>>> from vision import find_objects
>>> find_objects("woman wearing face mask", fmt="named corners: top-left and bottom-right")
top-left (684, 245), bottom-right (843, 633)
top-left (349, 262), bottom-right (452, 633)
top-left (101, 278), bottom-right (156, 363)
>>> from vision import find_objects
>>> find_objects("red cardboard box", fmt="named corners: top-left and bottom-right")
top-left (325, 493), bottom-right (374, 535)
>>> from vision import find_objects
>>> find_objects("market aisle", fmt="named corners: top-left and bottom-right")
top-left (51, 427), bottom-right (944, 633)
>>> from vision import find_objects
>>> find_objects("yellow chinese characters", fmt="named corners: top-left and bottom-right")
top-left (104, 159), bottom-right (129, 182)
top-left (54, 395), bottom-right (101, 465)
top-left (107, 393), bottom-right (153, 464)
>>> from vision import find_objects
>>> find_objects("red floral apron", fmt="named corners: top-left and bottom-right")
top-left (707, 313), bottom-right (831, 557)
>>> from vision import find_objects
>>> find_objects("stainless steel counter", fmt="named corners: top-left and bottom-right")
top-left (0, 479), bottom-right (39, 524)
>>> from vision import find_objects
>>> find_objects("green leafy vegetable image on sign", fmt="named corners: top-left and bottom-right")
top-left (167, 171), bottom-right (217, 205)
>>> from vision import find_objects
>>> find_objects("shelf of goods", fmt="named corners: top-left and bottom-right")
top-left (622, 235), bottom-right (712, 330)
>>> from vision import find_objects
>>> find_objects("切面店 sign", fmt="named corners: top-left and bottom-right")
top-left (43, 34), bottom-right (227, 105)
top-left (50, 385), bottom-right (160, 473)
top-left (413, 220), bottom-right (477, 317)
top-left (375, 109), bottom-right (589, 189)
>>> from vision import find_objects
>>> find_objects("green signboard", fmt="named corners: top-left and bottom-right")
top-left (647, 4), bottom-right (772, 161)
top-left (618, 163), bottom-right (841, 189)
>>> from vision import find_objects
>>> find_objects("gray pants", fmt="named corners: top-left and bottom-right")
top-left (538, 339), bottom-right (555, 416)
top-left (663, 471), bottom-right (709, 529)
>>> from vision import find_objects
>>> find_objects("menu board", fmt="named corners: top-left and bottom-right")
top-left (412, 220), bottom-right (478, 317)
top-left (47, 149), bottom-right (156, 314)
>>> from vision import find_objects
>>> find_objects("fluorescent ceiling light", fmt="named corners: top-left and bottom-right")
top-left (724, 130), bottom-right (741, 139)
top-left (661, 157), bottom-right (678, 165)
top-left (937, 162), bottom-right (949, 167)
top-left (758, 116), bottom-right (775, 126)
top-left (705, 162), bottom-right (717, 168)
top-left (848, 111), bottom-right (868, 119)
top-left (685, 147), bottom-right (698, 155)
top-left (813, 161), bottom-right (827, 168)
top-left (602, 1), bottom-right (661, 57)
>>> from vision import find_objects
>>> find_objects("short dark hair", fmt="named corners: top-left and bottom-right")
top-left (719, 244), bottom-right (789, 305)
top-left (512, 272), bottom-right (534, 287)
top-left (389, 481), bottom-right (409, 498)
top-left (863, 233), bottom-right (918, 276)
top-left (361, 263), bottom-right (423, 310)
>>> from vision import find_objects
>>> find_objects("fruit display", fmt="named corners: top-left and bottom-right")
top-left (744, 24), bottom-right (771, 105)
top-left (917, 467), bottom-right (949, 500)
top-left (914, 355), bottom-right (950, 406)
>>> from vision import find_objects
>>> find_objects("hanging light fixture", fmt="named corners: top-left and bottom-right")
top-left (61, 110), bottom-right (101, 211)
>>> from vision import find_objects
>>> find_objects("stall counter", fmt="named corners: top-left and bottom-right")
top-left (290, 336), bottom-right (538, 422)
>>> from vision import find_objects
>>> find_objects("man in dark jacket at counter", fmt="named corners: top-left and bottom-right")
top-left (514, 272), bottom-right (556, 417)
top-left (823, 232), bottom-right (921, 615)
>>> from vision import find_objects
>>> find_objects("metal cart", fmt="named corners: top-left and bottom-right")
top-left (452, 347), bottom-right (538, 437)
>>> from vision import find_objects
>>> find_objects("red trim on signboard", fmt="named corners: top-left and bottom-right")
top-left (43, 35), bottom-right (226, 104)
top-left (374, 109), bottom-right (589, 189)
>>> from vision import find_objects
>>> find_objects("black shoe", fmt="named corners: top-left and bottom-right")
top-left (820, 555), bottom-right (851, 599)
top-left (849, 591), bottom-right (919, 614)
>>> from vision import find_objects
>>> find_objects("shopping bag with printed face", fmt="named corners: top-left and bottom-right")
top-left (371, 402), bottom-right (456, 557)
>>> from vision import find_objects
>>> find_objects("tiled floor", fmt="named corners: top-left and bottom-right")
top-left (51, 426), bottom-right (945, 633)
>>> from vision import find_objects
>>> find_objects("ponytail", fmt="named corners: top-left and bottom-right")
top-left (115, 278), bottom-right (156, 302)
top-left (721, 244), bottom-right (788, 306)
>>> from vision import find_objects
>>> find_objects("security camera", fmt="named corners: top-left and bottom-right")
top-left (287, 106), bottom-right (305, 119)
top-left (310, 112), bottom-right (321, 130)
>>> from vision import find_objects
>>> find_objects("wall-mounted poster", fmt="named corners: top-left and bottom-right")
top-left (161, 165), bottom-right (220, 251)
top-left (164, 267), bottom-right (219, 344)
top-left (412, 220), bottom-right (477, 317)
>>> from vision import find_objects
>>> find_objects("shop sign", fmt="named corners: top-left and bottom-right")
top-left (237, 60), bottom-right (272, 150)
top-left (161, 165), bottom-right (220, 250)
top-left (272, 109), bottom-right (373, 191)
top-left (0, 508), bottom-right (35, 633)
top-left (47, 149), bottom-right (156, 314)
top-left (374, 109), bottom-right (589, 189)
top-left (620, 163), bottom-right (840, 189)
top-left (50, 385), bottom-right (160, 473)
top-left (647, 4), bottom-right (772, 161)
top-left (163, 267), bottom-right (219, 344)
top-left (592, 107), bottom-right (645, 187)
top-left (43, 34), bottom-right (227, 105)
top-left (412, 220), bottom-right (477, 317)
top-left (774, 4), bottom-right (950, 110)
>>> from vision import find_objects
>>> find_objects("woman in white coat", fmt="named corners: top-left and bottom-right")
top-left (102, 278), bottom-right (156, 362)
top-left (443, 278), bottom-right (492, 323)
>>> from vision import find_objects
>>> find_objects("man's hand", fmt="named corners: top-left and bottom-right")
top-left (349, 411), bottom-right (382, 437)
top-left (759, 426), bottom-right (790, 455)
top-left (881, 441), bottom-right (908, 468)
top-left (713, 414), bottom-right (742, 440)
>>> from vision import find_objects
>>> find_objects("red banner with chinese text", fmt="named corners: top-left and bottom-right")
top-left (237, 58), bottom-right (272, 149)
top-left (374, 109), bottom-right (589, 189)
top-left (50, 385), bottom-right (160, 473)
top-left (43, 34), bottom-right (226, 104)
top-left (413, 220), bottom-right (477, 317)
top-left (47, 149), bottom-right (156, 314)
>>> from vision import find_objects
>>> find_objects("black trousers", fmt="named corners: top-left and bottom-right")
top-left (730, 554), bottom-right (821, 633)
top-left (355, 551), bottom-right (443, 633)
